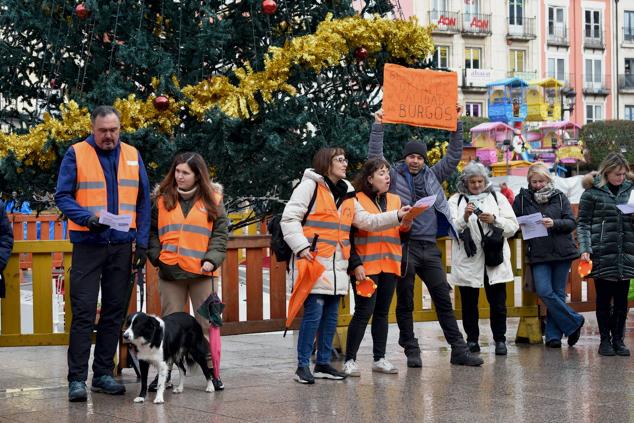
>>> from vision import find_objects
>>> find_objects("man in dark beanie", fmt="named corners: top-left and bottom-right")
top-left (367, 106), bottom-right (483, 368)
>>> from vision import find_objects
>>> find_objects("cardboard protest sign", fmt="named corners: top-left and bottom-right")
top-left (382, 64), bottom-right (458, 131)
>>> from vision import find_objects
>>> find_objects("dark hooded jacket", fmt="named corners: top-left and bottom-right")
top-left (577, 175), bottom-right (634, 280)
top-left (513, 188), bottom-right (578, 264)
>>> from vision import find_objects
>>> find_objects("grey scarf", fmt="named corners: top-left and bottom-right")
top-left (533, 183), bottom-right (557, 204)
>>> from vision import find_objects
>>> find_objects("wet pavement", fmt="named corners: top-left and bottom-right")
top-left (1, 313), bottom-right (633, 422)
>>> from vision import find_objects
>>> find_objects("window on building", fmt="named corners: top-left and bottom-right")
top-left (465, 47), bottom-right (481, 69)
top-left (586, 104), bottom-right (603, 123)
top-left (585, 58), bottom-right (603, 89)
top-left (432, 0), bottom-right (448, 12)
top-left (625, 105), bottom-right (634, 121)
top-left (626, 11), bottom-right (634, 41)
top-left (547, 57), bottom-right (566, 82)
top-left (584, 10), bottom-right (601, 40)
top-left (509, 0), bottom-right (523, 26)
top-left (509, 49), bottom-right (526, 73)
top-left (548, 6), bottom-right (565, 37)
top-left (465, 102), bottom-right (482, 117)
top-left (433, 46), bottom-right (450, 68)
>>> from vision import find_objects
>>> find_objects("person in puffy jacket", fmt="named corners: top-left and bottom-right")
top-left (281, 147), bottom-right (410, 385)
top-left (448, 162), bottom-right (518, 356)
top-left (513, 163), bottom-right (584, 349)
top-left (578, 152), bottom-right (634, 357)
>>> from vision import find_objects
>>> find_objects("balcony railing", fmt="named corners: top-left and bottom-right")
top-left (584, 31), bottom-right (604, 49)
top-left (507, 70), bottom-right (538, 81)
top-left (618, 74), bottom-right (634, 91)
top-left (507, 17), bottom-right (537, 40)
top-left (461, 13), bottom-right (492, 36)
top-left (545, 72), bottom-right (574, 88)
top-left (547, 25), bottom-right (568, 46)
top-left (583, 77), bottom-right (610, 95)
top-left (428, 10), bottom-right (460, 33)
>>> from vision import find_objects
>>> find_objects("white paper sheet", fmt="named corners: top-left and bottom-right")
top-left (617, 203), bottom-right (634, 215)
top-left (99, 211), bottom-right (133, 233)
top-left (413, 194), bottom-right (437, 209)
top-left (516, 212), bottom-right (548, 240)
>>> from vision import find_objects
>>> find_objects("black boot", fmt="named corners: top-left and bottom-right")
top-left (597, 310), bottom-right (615, 356)
top-left (611, 312), bottom-right (631, 357)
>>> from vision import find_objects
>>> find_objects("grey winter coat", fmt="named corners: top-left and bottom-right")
top-left (577, 177), bottom-right (634, 280)
top-left (368, 121), bottom-right (463, 241)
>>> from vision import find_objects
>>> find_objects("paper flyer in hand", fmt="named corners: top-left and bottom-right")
top-left (616, 203), bottom-right (634, 215)
top-left (516, 212), bottom-right (547, 240)
top-left (414, 195), bottom-right (436, 209)
top-left (99, 211), bottom-right (133, 233)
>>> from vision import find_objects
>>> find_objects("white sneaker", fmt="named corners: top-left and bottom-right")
top-left (372, 358), bottom-right (398, 374)
top-left (343, 359), bottom-right (361, 377)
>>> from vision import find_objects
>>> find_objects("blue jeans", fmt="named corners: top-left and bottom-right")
top-left (532, 260), bottom-right (584, 342)
top-left (297, 294), bottom-right (340, 368)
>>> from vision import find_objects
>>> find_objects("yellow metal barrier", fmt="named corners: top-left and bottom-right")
top-left (0, 240), bottom-right (73, 347)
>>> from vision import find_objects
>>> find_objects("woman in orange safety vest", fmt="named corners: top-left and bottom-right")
top-left (147, 152), bottom-right (229, 390)
top-left (344, 157), bottom-right (406, 377)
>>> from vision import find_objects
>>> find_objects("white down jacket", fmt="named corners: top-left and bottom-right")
top-left (281, 169), bottom-right (401, 295)
top-left (447, 191), bottom-right (519, 287)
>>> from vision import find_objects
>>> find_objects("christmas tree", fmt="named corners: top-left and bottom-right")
top-left (0, 0), bottom-right (449, 218)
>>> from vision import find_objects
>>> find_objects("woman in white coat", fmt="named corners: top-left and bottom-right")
top-left (281, 147), bottom-right (410, 385)
top-left (448, 162), bottom-right (519, 356)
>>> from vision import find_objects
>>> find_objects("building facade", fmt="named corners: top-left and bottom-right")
top-left (615, 0), bottom-right (634, 120)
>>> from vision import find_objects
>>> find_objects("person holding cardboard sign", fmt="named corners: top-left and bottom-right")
top-left (368, 106), bottom-right (483, 368)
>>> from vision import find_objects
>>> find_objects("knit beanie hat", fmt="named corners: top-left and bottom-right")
top-left (402, 141), bottom-right (427, 159)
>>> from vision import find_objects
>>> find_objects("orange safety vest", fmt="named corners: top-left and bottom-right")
top-left (68, 141), bottom-right (140, 232)
top-left (157, 194), bottom-right (221, 276)
top-left (354, 192), bottom-right (402, 276)
top-left (303, 183), bottom-right (355, 259)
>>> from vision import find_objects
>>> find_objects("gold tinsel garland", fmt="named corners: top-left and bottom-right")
top-left (0, 14), bottom-right (434, 169)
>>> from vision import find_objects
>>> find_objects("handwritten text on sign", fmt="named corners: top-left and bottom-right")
top-left (382, 64), bottom-right (457, 131)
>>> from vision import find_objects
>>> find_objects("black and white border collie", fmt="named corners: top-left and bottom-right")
top-left (123, 311), bottom-right (215, 404)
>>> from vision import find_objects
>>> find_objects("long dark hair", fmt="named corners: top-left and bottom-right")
top-left (157, 152), bottom-right (220, 221)
top-left (352, 158), bottom-right (391, 197)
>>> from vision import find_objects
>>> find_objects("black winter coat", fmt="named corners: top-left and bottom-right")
top-left (0, 202), bottom-right (15, 298)
top-left (513, 188), bottom-right (578, 264)
top-left (577, 178), bottom-right (634, 280)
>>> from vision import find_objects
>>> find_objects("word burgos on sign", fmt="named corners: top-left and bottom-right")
top-left (470, 16), bottom-right (489, 29)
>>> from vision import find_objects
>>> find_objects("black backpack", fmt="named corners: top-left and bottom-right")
top-left (268, 185), bottom-right (318, 262)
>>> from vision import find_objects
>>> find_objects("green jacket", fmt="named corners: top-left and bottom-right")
top-left (147, 195), bottom-right (230, 281)
top-left (577, 177), bottom-right (634, 281)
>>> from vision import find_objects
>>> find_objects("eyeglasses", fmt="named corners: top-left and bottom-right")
top-left (333, 157), bottom-right (348, 164)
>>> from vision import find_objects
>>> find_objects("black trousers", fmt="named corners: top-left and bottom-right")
top-left (458, 272), bottom-right (507, 343)
top-left (67, 243), bottom-right (132, 382)
top-left (345, 272), bottom-right (397, 362)
top-left (594, 279), bottom-right (630, 335)
top-left (396, 240), bottom-right (466, 354)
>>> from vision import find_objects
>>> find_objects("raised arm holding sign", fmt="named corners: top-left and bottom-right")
top-left (382, 64), bottom-right (458, 131)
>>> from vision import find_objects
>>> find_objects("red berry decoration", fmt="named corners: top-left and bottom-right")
top-left (355, 47), bottom-right (368, 61)
top-left (153, 95), bottom-right (170, 111)
top-left (50, 79), bottom-right (57, 89)
top-left (262, 0), bottom-right (277, 15)
top-left (75, 3), bottom-right (91, 20)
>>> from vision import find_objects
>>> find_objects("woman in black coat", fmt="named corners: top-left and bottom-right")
top-left (513, 163), bottom-right (584, 349)
top-left (578, 153), bottom-right (634, 356)
top-left (0, 201), bottom-right (14, 298)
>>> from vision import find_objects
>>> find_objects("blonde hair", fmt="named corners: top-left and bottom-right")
top-left (598, 152), bottom-right (631, 186)
top-left (526, 163), bottom-right (552, 184)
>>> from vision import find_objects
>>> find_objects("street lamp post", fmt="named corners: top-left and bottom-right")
top-left (560, 87), bottom-right (577, 120)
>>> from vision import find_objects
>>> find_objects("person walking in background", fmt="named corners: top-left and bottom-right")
top-left (513, 163), bottom-right (584, 349)
top-left (147, 152), bottom-right (229, 390)
top-left (344, 158), bottom-right (405, 377)
top-left (368, 107), bottom-right (483, 368)
top-left (0, 198), bottom-right (14, 299)
top-left (281, 147), bottom-right (410, 384)
top-left (55, 105), bottom-right (150, 402)
top-left (448, 162), bottom-right (518, 355)
top-left (578, 153), bottom-right (634, 357)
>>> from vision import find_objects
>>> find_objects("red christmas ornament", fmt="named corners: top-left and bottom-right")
top-left (75, 3), bottom-right (91, 20)
top-left (153, 95), bottom-right (170, 111)
top-left (354, 47), bottom-right (368, 61)
top-left (262, 0), bottom-right (277, 15)
top-left (50, 79), bottom-right (57, 89)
